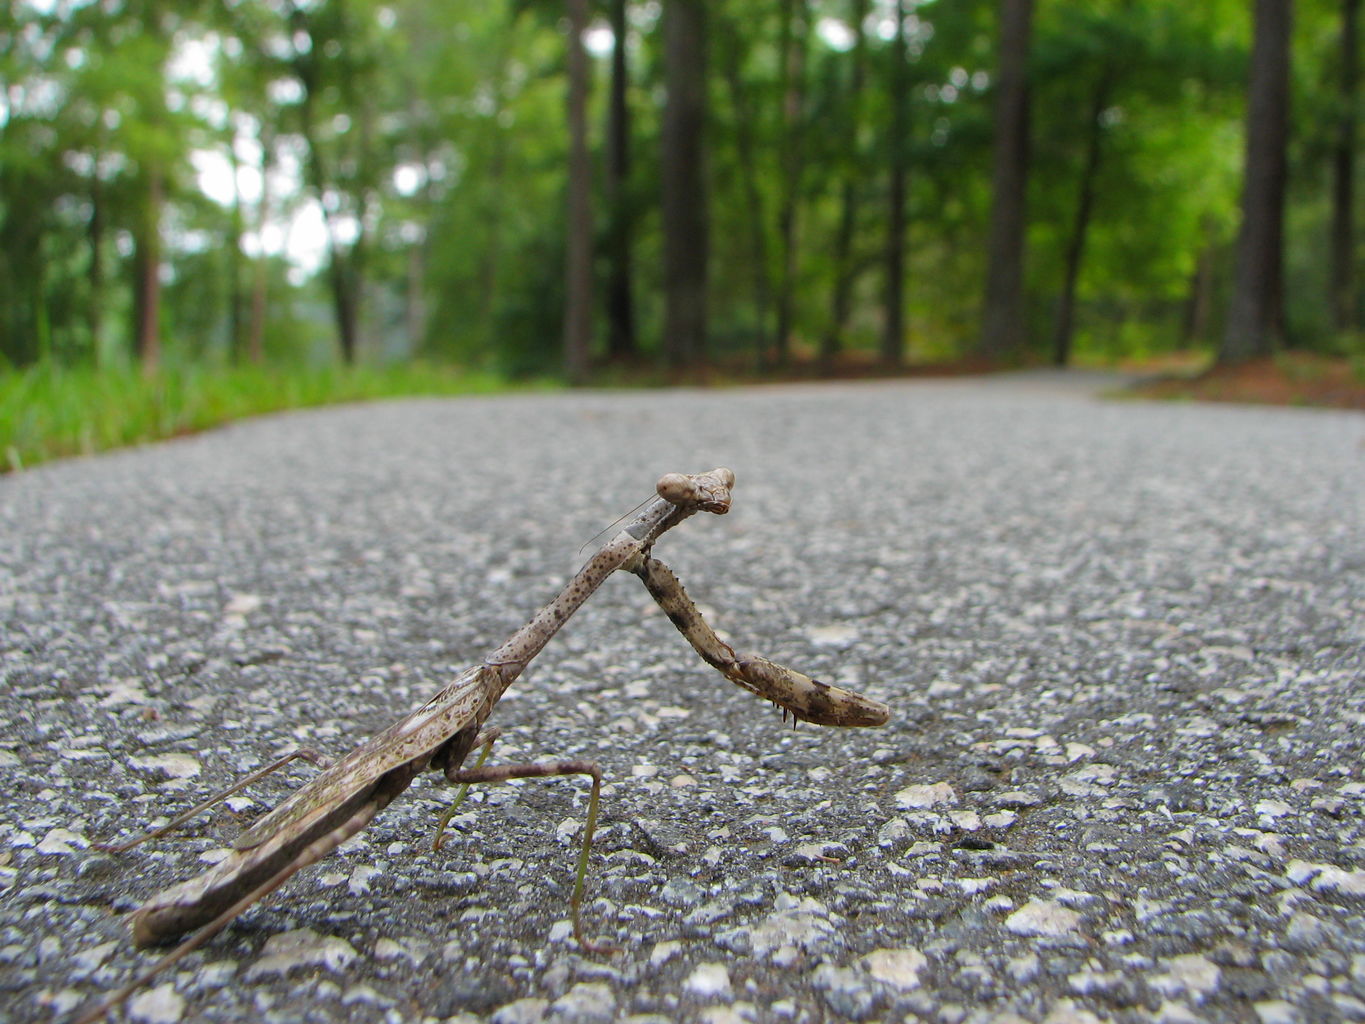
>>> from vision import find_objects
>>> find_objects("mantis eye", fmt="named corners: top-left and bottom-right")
top-left (655, 473), bottom-right (696, 504)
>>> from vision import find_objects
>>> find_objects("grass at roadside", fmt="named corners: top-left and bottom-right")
top-left (0, 362), bottom-right (537, 473)
top-left (8, 349), bottom-right (1359, 476)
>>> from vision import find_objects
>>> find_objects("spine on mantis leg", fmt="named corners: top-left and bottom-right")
top-left (634, 557), bottom-right (890, 728)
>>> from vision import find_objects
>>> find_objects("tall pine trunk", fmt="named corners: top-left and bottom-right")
top-left (1051, 76), bottom-right (1110, 367)
top-left (563, 0), bottom-right (593, 383)
top-left (1221, 0), bottom-right (1292, 363)
top-left (87, 173), bottom-right (106, 366)
top-left (228, 140), bottom-right (246, 363)
top-left (1180, 216), bottom-right (1218, 347)
top-left (774, 0), bottom-right (808, 368)
top-left (329, 255), bottom-right (360, 364)
top-left (822, 0), bottom-right (869, 370)
top-left (604, 0), bottom-right (637, 360)
top-left (881, 0), bottom-right (909, 367)
top-left (248, 129), bottom-right (272, 365)
top-left (719, 23), bottom-right (774, 366)
top-left (662, 0), bottom-right (709, 368)
top-left (1331, 0), bottom-right (1359, 333)
top-left (980, 0), bottom-right (1033, 359)
top-left (133, 166), bottom-right (163, 374)
top-left (291, 16), bottom-right (364, 365)
top-left (407, 240), bottom-right (426, 355)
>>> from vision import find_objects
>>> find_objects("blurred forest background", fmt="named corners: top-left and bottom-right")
top-left (0, 0), bottom-right (1361, 464)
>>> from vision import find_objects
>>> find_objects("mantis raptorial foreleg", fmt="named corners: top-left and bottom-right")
top-left (634, 555), bottom-right (889, 728)
top-left (94, 749), bottom-right (330, 854)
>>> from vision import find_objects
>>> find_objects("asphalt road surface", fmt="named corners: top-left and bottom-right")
top-left (2, 376), bottom-right (1362, 1024)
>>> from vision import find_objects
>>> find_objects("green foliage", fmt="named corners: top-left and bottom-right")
top-left (1028, 0), bottom-right (1249, 360)
top-left (0, 0), bottom-right (1357, 395)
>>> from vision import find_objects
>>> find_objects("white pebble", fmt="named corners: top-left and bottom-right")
top-left (895, 782), bottom-right (958, 809)
top-left (1004, 899), bottom-right (1082, 937)
top-left (684, 962), bottom-right (733, 999)
top-left (862, 947), bottom-right (926, 990)
top-left (128, 983), bottom-right (184, 1024)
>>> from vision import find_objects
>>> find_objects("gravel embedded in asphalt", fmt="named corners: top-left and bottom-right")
top-left (1, 376), bottom-right (1362, 1023)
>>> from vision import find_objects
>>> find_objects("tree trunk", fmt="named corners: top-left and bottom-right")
top-left (228, 139), bottom-right (246, 363)
top-left (249, 256), bottom-right (268, 365)
top-left (133, 166), bottom-right (163, 373)
top-left (881, 0), bottom-right (909, 368)
top-left (1221, 0), bottom-right (1292, 363)
top-left (406, 239), bottom-right (426, 355)
top-left (719, 23), bottom-right (774, 366)
top-left (479, 136), bottom-right (507, 350)
top-left (474, 43), bottom-right (513, 354)
top-left (774, 0), bottom-right (808, 368)
top-left (822, 0), bottom-right (869, 370)
top-left (289, 11), bottom-right (365, 365)
top-left (87, 174), bottom-right (105, 366)
top-left (563, 0), bottom-right (593, 383)
top-left (980, 0), bottom-right (1033, 359)
top-left (248, 129), bottom-right (272, 365)
top-left (1051, 76), bottom-right (1110, 367)
top-left (661, 0), bottom-right (709, 369)
top-left (329, 254), bottom-right (360, 364)
top-left (1180, 216), bottom-right (1218, 347)
top-left (604, 0), bottom-right (637, 360)
top-left (1331, 0), bottom-right (1359, 333)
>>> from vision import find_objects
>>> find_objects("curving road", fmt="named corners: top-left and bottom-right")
top-left (2, 376), bottom-right (1362, 1023)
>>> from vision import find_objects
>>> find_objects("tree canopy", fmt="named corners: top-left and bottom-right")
top-left (1, 0), bottom-right (1359, 376)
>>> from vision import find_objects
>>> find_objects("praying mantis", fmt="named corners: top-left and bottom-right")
top-left (74, 468), bottom-right (889, 1022)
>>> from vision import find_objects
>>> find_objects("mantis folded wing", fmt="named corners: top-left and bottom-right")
top-left (76, 468), bottom-right (888, 1022)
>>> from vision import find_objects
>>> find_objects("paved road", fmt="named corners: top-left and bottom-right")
top-left (2, 378), bottom-right (1362, 1024)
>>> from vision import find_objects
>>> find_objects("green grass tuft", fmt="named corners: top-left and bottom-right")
top-left (0, 362), bottom-right (547, 473)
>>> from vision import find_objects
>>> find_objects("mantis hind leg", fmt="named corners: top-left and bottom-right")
top-left (436, 746), bottom-right (615, 955)
top-left (95, 748), bottom-right (330, 854)
top-left (431, 726), bottom-right (503, 851)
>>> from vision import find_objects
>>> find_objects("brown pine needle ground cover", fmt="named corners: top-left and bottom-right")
top-left (1126, 352), bottom-right (1365, 411)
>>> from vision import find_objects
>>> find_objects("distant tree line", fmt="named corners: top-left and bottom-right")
top-left (0, 0), bottom-right (1359, 377)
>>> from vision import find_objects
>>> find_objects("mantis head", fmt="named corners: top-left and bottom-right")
top-left (656, 467), bottom-right (735, 515)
